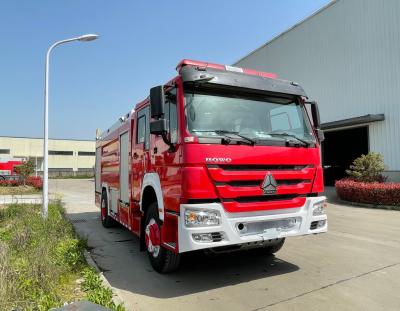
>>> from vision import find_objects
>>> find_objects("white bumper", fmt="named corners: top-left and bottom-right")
top-left (178, 196), bottom-right (327, 253)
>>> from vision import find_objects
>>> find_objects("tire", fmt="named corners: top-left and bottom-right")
top-left (145, 202), bottom-right (180, 273)
top-left (256, 238), bottom-right (285, 255)
top-left (0, 176), bottom-right (5, 181)
top-left (101, 191), bottom-right (116, 228)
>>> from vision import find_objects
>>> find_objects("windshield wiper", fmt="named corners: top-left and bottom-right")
top-left (267, 132), bottom-right (312, 147)
top-left (215, 130), bottom-right (256, 146)
top-left (194, 130), bottom-right (256, 146)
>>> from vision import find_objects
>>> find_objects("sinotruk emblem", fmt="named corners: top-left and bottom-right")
top-left (261, 173), bottom-right (278, 195)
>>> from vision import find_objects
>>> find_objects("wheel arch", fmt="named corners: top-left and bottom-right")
top-left (140, 173), bottom-right (164, 221)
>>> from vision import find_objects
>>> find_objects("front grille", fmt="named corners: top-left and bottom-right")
top-left (215, 179), bottom-right (311, 187)
top-left (206, 163), bottom-right (315, 212)
top-left (208, 164), bottom-right (312, 171)
top-left (223, 194), bottom-right (303, 203)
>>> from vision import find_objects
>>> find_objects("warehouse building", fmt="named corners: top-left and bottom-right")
top-left (234, 0), bottom-right (400, 184)
top-left (0, 136), bottom-right (95, 177)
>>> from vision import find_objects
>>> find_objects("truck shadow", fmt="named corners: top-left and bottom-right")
top-left (69, 211), bottom-right (299, 299)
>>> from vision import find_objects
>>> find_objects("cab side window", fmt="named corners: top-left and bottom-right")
top-left (137, 116), bottom-right (146, 144)
top-left (165, 88), bottom-right (178, 144)
top-left (136, 107), bottom-right (150, 149)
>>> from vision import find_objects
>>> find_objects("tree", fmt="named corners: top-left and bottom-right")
top-left (345, 152), bottom-right (386, 182)
top-left (15, 158), bottom-right (35, 185)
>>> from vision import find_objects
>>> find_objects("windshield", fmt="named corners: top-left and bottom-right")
top-left (184, 90), bottom-right (315, 145)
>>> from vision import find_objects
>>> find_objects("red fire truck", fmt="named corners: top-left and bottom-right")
top-left (95, 59), bottom-right (327, 273)
top-left (0, 158), bottom-right (23, 180)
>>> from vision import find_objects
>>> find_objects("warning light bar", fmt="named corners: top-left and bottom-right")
top-left (176, 59), bottom-right (277, 79)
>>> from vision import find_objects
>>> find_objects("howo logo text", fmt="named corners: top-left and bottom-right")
top-left (261, 173), bottom-right (278, 195)
top-left (205, 157), bottom-right (232, 163)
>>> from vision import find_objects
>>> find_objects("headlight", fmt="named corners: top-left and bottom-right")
top-left (184, 209), bottom-right (220, 227)
top-left (312, 200), bottom-right (327, 216)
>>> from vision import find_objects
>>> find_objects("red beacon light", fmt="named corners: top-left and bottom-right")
top-left (176, 59), bottom-right (277, 79)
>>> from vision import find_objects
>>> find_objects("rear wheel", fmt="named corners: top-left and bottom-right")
top-left (101, 191), bottom-right (116, 228)
top-left (145, 202), bottom-right (180, 273)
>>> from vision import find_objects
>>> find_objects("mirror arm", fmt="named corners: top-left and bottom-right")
top-left (161, 132), bottom-right (175, 152)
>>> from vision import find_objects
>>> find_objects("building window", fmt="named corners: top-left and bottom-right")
top-left (48, 168), bottom-right (73, 171)
top-left (78, 151), bottom-right (95, 156)
top-left (0, 149), bottom-right (10, 154)
top-left (49, 150), bottom-right (73, 156)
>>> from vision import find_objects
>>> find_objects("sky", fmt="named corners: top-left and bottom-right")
top-left (0, 0), bottom-right (331, 140)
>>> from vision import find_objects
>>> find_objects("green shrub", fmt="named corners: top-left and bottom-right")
top-left (15, 158), bottom-right (36, 185)
top-left (336, 179), bottom-right (400, 206)
top-left (0, 203), bottom-right (124, 311)
top-left (54, 238), bottom-right (86, 270)
top-left (81, 268), bottom-right (125, 311)
top-left (345, 152), bottom-right (386, 182)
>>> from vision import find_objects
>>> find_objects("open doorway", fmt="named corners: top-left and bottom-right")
top-left (322, 126), bottom-right (369, 185)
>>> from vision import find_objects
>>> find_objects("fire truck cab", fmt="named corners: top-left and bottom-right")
top-left (95, 60), bottom-right (327, 273)
top-left (0, 158), bottom-right (23, 180)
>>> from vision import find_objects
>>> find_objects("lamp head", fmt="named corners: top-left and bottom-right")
top-left (78, 34), bottom-right (99, 42)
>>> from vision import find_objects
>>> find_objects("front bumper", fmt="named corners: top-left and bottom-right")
top-left (178, 196), bottom-right (327, 253)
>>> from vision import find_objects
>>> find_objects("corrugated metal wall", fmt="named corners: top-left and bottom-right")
top-left (235, 0), bottom-right (400, 171)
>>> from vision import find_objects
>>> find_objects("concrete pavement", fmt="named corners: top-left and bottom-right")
top-left (50, 179), bottom-right (400, 311)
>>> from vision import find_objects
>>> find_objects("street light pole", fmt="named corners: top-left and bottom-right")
top-left (42, 34), bottom-right (99, 218)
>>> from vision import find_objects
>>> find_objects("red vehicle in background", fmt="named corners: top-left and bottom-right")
top-left (0, 158), bottom-right (23, 180)
top-left (95, 59), bottom-right (327, 273)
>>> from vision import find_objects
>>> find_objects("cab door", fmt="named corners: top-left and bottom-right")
top-left (132, 106), bottom-right (150, 203)
top-left (118, 130), bottom-right (130, 225)
top-left (156, 87), bottom-right (181, 212)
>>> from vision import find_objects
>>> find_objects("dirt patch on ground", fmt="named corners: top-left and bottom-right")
top-left (0, 185), bottom-right (40, 195)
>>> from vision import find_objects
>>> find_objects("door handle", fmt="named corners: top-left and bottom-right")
top-left (133, 152), bottom-right (139, 159)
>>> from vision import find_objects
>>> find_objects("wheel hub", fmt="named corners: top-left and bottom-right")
top-left (145, 219), bottom-right (161, 257)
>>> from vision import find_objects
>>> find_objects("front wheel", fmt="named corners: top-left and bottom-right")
top-left (145, 202), bottom-right (180, 273)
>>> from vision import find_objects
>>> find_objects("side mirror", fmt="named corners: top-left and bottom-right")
top-left (150, 119), bottom-right (167, 135)
top-left (308, 100), bottom-right (321, 128)
top-left (150, 85), bottom-right (165, 119)
top-left (306, 100), bottom-right (324, 142)
top-left (149, 85), bottom-right (175, 151)
top-left (149, 85), bottom-right (168, 135)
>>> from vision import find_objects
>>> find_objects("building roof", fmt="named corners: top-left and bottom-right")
top-left (0, 135), bottom-right (95, 142)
